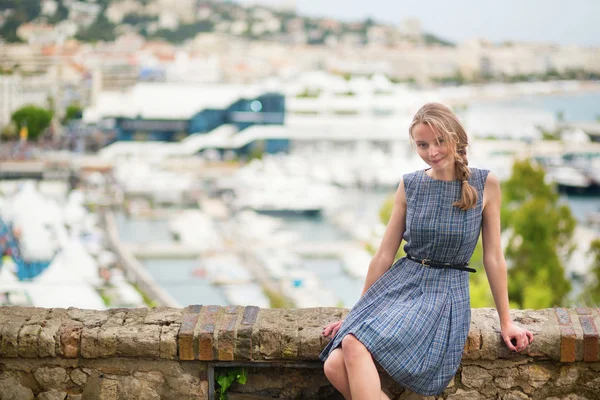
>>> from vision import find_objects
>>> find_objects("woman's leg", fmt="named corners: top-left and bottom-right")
top-left (323, 348), bottom-right (352, 399)
top-left (341, 334), bottom-right (391, 400)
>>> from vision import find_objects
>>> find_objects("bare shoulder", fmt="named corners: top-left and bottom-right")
top-left (484, 171), bottom-right (500, 189)
top-left (483, 172), bottom-right (501, 209)
top-left (395, 178), bottom-right (407, 205)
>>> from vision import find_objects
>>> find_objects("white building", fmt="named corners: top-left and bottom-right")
top-left (0, 75), bottom-right (55, 129)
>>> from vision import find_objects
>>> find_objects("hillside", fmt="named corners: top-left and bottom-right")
top-left (0, 0), bottom-right (454, 46)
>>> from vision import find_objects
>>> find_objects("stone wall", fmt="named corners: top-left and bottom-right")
top-left (0, 306), bottom-right (599, 400)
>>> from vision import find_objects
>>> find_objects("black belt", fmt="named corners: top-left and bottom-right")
top-left (406, 253), bottom-right (476, 273)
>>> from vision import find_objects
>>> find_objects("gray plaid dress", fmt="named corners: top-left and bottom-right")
top-left (320, 167), bottom-right (490, 396)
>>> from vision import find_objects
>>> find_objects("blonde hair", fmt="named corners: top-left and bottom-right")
top-left (409, 102), bottom-right (477, 211)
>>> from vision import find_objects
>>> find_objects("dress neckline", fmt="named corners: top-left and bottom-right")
top-left (421, 168), bottom-right (460, 183)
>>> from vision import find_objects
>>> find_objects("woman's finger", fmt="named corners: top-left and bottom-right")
top-left (506, 336), bottom-right (517, 352)
top-left (516, 334), bottom-right (528, 351)
top-left (526, 331), bottom-right (534, 344)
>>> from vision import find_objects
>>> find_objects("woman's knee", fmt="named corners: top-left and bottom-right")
top-left (341, 334), bottom-right (370, 360)
top-left (323, 349), bottom-right (344, 380)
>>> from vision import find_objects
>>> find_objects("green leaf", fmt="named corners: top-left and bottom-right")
top-left (217, 373), bottom-right (235, 393)
top-left (236, 369), bottom-right (247, 384)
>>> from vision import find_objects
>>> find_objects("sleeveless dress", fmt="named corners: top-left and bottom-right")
top-left (319, 167), bottom-right (490, 396)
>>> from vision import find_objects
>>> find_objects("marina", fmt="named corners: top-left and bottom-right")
top-left (0, 81), bottom-right (599, 310)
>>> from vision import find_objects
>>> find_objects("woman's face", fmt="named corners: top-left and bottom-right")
top-left (412, 122), bottom-right (453, 171)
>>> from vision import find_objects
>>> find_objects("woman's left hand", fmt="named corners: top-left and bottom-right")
top-left (501, 323), bottom-right (534, 352)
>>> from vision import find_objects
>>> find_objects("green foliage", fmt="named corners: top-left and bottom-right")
top-left (296, 88), bottom-right (321, 98)
top-left (11, 105), bottom-right (53, 140)
top-left (469, 240), bottom-right (496, 308)
top-left (48, 1), bottom-right (69, 24)
top-left (431, 71), bottom-right (466, 85)
top-left (75, 14), bottom-right (116, 42)
top-left (148, 21), bottom-right (214, 43)
top-left (0, 0), bottom-right (41, 42)
top-left (215, 368), bottom-right (247, 400)
top-left (501, 159), bottom-right (575, 309)
top-left (1, 123), bottom-right (17, 141)
top-left (63, 104), bottom-right (83, 125)
top-left (263, 287), bottom-right (294, 308)
top-left (377, 193), bottom-right (405, 261)
top-left (422, 33), bottom-right (455, 47)
top-left (122, 13), bottom-right (158, 26)
top-left (132, 283), bottom-right (158, 307)
top-left (247, 141), bottom-right (265, 161)
top-left (580, 239), bottom-right (600, 306)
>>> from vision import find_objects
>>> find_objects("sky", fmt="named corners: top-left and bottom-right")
top-left (239, 0), bottom-right (600, 47)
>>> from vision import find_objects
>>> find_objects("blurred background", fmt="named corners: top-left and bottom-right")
top-left (0, 0), bottom-right (598, 311)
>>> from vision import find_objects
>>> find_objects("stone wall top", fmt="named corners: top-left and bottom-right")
top-left (0, 306), bottom-right (598, 364)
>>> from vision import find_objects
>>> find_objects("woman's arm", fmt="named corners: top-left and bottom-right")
top-left (481, 173), bottom-right (533, 352)
top-left (360, 179), bottom-right (407, 296)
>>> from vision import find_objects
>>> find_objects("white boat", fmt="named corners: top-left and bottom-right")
top-left (221, 283), bottom-right (270, 308)
top-left (545, 165), bottom-right (592, 190)
top-left (203, 254), bottom-right (253, 285)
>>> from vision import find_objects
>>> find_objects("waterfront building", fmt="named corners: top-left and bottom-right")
top-left (85, 82), bottom-right (287, 154)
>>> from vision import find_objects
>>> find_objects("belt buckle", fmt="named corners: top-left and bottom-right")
top-left (421, 258), bottom-right (431, 267)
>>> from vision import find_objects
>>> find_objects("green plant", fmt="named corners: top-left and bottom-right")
top-left (215, 368), bottom-right (247, 400)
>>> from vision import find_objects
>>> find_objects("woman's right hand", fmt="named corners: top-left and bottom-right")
top-left (322, 320), bottom-right (343, 339)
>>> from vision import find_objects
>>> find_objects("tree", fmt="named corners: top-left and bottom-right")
top-left (501, 159), bottom-right (575, 309)
top-left (11, 105), bottom-right (53, 140)
top-left (371, 193), bottom-right (405, 260)
top-left (75, 14), bottom-right (116, 42)
top-left (580, 239), bottom-right (600, 306)
top-left (62, 104), bottom-right (83, 125)
top-left (0, 0), bottom-right (41, 42)
top-left (469, 240), bottom-right (496, 308)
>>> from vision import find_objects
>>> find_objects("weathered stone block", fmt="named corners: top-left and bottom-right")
top-left (257, 309), bottom-right (287, 360)
top-left (36, 389), bottom-right (67, 400)
top-left (113, 324), bottom-right (160, 358)
top-left (298, 326), bottom-right (322, 360)
top-left (1, 321), bottom-right (23, 357)
top-left (80, 326), bottom-right (101, 359)
top-left (159, 324), bottom-right (179, 359)
top-left (39, 319), bottom-right (63, 358)
top-left (446, 389), bottom-right (485, 400)
top-left (235, 306), bottom-right (260, 360)
top-left (555, 365), bottom-right (580, 387)
top-left (71, 369), bottom-right (88, 386)
top-left (59, 323), bottom-right (82, 359)
top-left (499, 391), bottom-right (531, 400)
top-left (461, 365), bottom-right (492, 389)
top-left (0, 373), bottom-right (34, 400)
top-left (96, 326), bottom-right (119, 358)
top-left (137, 324), bottom-right (161, 358)
top-left (144, 307), bottom-right (183, 325)
top-left (464, 327), bottom-right (482, 360)
top-left (18, 324), bottom-right (41, 358)
top-left (67, 308), bottom-right (108, 327)
top-left (33, 367), bottom-right (69, 390)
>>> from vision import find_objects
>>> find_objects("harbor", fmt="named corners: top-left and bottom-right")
top-left (0, 81), bottom-right (599, 310)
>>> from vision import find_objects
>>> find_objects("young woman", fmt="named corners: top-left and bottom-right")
top-left (320, 103), bottom-right (534, 399)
